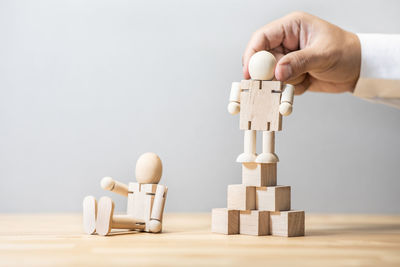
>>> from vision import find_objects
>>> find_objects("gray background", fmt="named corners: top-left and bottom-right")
top-left (1, 0), bottom-right (399, 213)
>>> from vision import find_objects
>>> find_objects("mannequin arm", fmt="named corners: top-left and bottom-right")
top-left (148, 185), bottom-right (168, 233)
top-left (227, 82), bottom-right (242, 115)
top-left (100, 177), bottom-right (129, 197)
top-left (279, 84), bottom-right (294, 116)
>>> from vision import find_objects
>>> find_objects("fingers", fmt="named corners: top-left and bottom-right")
top-left (242, 12), bottom-right (306, 78)
top-left (275, 48), bottom-right (322, 82)
top-left (292, 74), bottom-right (311, 95)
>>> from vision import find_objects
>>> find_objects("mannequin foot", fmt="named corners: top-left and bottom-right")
top-left (148, 220), bottom-right (162, 233)
top-left (236, 153), bottom-right (257, 163)
top-left (83, 196), bottom-right (97, 235)
top-left (255, 153), bottom-right (279, 163)
top-left (96, 196), bottom-right (115, 236)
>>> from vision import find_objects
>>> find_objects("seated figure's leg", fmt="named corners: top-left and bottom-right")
top-left (112, 215), bottom-right (145, 231)
top-left (236, 130), bottom-right (257, 163)
top-left (96, 196), bottom-right (115, 236)
top-left (83, 196), bottom-right (97, 235)
top-left (256, 131), bottom-right (279, 163)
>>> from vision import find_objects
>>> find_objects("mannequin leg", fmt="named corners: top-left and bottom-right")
top-left (255, 131), bottom-right (279, 163)
top-left (236, 130), bottom-right (257, 163)
top-left (83, 196), bottom-right (97, 235)
top-left (112, 215), bottom-right (145, 230)
top-left (96, 196), bottom-right (115, 236)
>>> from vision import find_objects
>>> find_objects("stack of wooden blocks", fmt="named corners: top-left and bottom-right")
top-left (212, 162), bottom-right (305, 237)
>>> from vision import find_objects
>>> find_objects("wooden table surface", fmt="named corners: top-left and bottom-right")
top-left (0, 213), bottom-right (399, 266)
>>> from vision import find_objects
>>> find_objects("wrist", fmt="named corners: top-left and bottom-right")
top-left (346, 32), bottom-right (362, 93)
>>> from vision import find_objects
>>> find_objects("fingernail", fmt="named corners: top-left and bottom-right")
top-left (278, 64), bottom-right (292, 81)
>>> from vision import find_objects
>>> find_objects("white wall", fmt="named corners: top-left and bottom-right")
top-left (1, 0), bottom-right (399, 213)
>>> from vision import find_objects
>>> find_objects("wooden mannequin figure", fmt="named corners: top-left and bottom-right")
top-left (83, 152), bottom-right (168, 236)
top-left (227, 51), bottom-right (295, 163)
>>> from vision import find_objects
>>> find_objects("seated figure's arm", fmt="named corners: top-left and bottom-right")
top-left (148, 185), bottom-right (168, 233)
top-left (279, 84), bottom-right (294, 116)
top-left (228, 82), bottom-right (242, 115)
top-left (100, 177), bottom-right (129, 197)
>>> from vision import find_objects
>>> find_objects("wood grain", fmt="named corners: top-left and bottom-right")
top-left (227, 184), bottom-right (256, 211)
top-left (256, 186), bottom-right (291, 211)
top-left (0, 213), bottom-right (400, 266)
top-left (242, 163), bottom-right (277, 187)
top-left (239, 80), bottom-right (282, 131)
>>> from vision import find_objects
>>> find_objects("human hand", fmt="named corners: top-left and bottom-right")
top-left (243, 12), bottom-right (361, 94)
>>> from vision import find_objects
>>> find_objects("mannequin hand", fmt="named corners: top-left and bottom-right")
top-left (227, 102), bottom-right (240, 115)
top-left (279, 102), bottom-right (293, 116)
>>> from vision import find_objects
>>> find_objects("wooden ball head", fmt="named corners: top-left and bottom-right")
top-left (135, 152), bottom-right (163, 184)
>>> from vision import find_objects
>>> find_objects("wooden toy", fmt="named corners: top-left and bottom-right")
top-left (239, 210), bottom-right (269, 236)
top-left (270, 211), bottom-right (305, 237)
top-left (83, 152), bottom-right (168, 236)
top-left (212, 51), bottom-right (304, 237)
top-left (255, 186), bottom-right (291, 211)
top-left (227, 184), bottom-right (255, 210)
top-left (242, 162), bottom-right (276, 187)
top-left (211, 208), bottom-right (239, 235)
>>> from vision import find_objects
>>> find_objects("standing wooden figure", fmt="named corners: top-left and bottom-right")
top-left (227, 51), bottom-right (295, 163)
top-left (212, 51), bottom-right (304, 237)
top-left (83, 152), bottom-right (168, 236)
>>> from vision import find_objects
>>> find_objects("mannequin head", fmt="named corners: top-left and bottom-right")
top-left (135, 152), bottom-right (163, 184)
top-left (248, 51), bottom-right (277, 80)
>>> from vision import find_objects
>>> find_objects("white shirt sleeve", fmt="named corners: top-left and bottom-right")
top-left (353, 34), bottom-right (400, 108)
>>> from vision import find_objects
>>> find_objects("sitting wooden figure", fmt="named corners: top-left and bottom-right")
top-left (83, 152), bottom-right (168, 236)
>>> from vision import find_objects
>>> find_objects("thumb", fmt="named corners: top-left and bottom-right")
top-left (275, 48), bottom-right (320, 81)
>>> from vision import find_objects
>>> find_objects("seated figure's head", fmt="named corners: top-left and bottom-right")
top-left (135, 152), bottom-right (163, 184)
top-left (248, 51), bottom-right (277, 81)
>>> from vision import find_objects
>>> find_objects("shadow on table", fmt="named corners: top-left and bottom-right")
top-left (307, 223), bottom-right (400, 236)
top-left (104, 230), bottom-right (174, 236)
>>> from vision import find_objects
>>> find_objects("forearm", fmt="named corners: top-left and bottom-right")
top-left (100, 177), bottom-right (129, 197)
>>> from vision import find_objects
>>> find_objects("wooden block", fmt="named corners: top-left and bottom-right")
top-left (239, 210), bottom-right (269, 236)
top-left (211, 208), bottom-right (239, 235)
top-left (270, 210), bottom-right (305, 237)
top-left (242, 163), bottom-right (277, 186)
top-left (239, 80), bottom-right (282, 131)
top-left (256, 186), bottom-right (290, 211)
top-left (227, 184), bottom-right (255, 211)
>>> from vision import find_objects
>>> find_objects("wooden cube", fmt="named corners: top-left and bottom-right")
top-left (227, 184), bottom-right (255, 211)
top-left (270, 210), bottom-right (305, 237)
top-left (239, 210), bottom-right (270, 236)
top-left (242, 163), bottom-right (277, 187)
top-left (256, 186), bottom-right (290, 211)
top-left (211, 208), bottom-right (239, 235)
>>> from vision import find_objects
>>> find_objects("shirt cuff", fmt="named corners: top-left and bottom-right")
top-left (353, 34), bottom-right (400, 107)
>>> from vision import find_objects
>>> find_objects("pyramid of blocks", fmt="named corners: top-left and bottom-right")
top-left (211, 162), bottom-right (305, 237)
